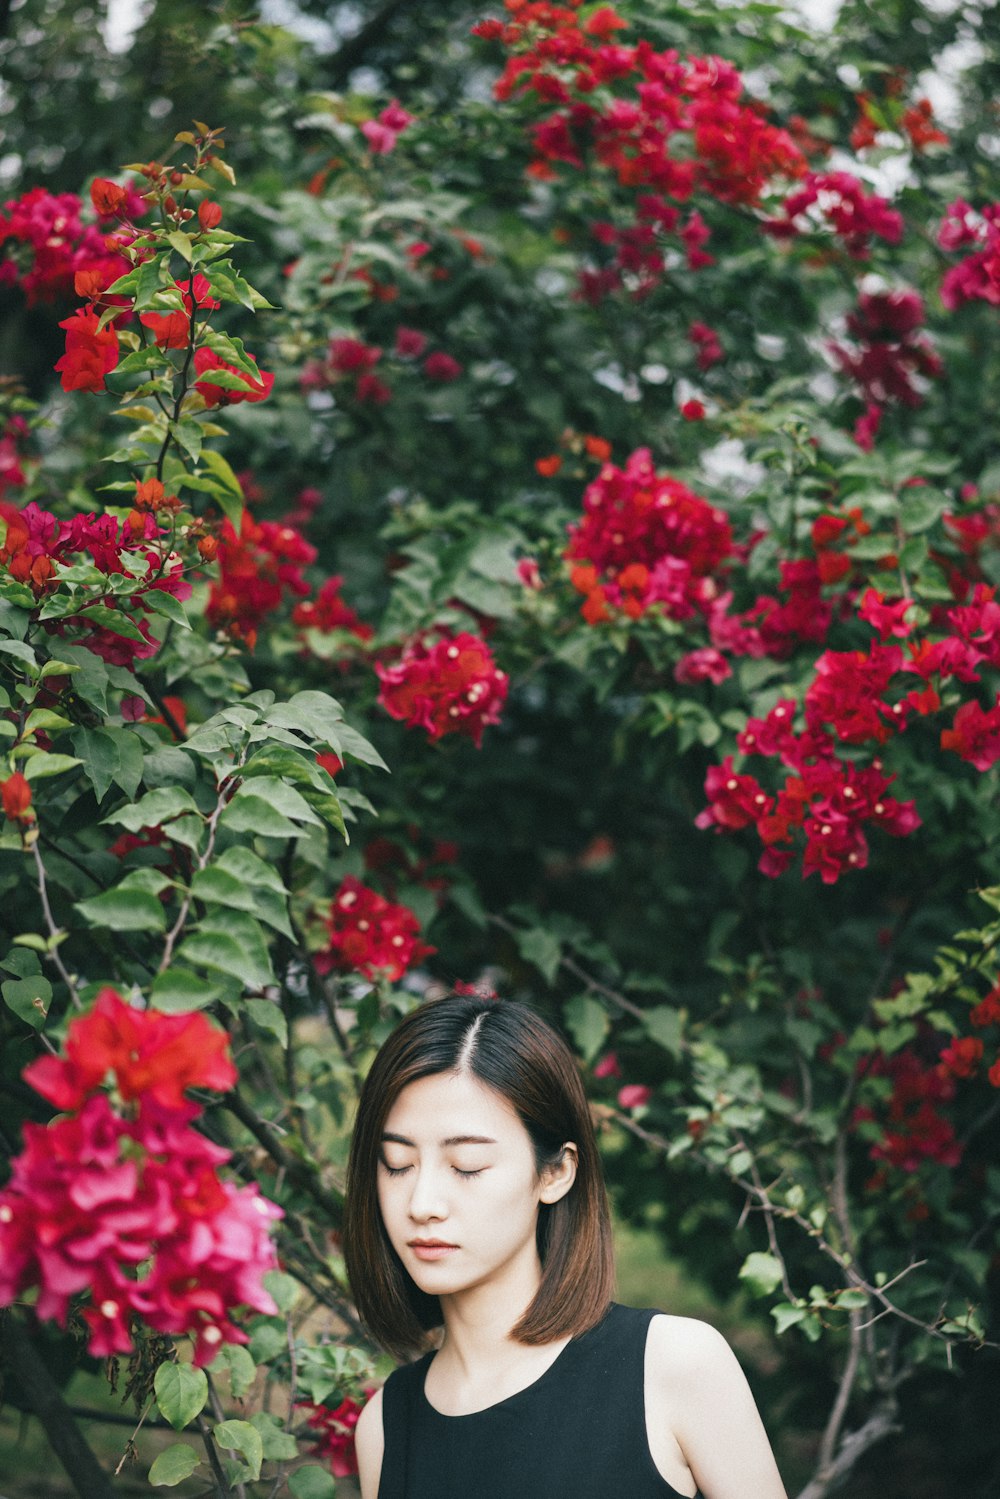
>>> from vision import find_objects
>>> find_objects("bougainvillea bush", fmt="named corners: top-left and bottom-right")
top-left (1, 0), bottom-right (999, 1495)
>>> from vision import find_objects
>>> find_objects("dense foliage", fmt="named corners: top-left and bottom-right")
top-left (1, 1), bottom-right (999, 1496)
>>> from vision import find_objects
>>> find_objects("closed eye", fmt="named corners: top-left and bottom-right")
top-left (379, 1161), bottom-right (485, 1179)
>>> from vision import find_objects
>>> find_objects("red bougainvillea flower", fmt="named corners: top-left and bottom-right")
top-left (300, 1394), bottom-right (373, 1477)
top-left (594, 1052), bottom-right (623, 1080)
top-left (293, 576), bottom-right (373, 641)
top-left (315, 876), bottom-right (435, 982)
top-left (938, 1036), bottom-right (983, 1080)
top-left (376, 629), bottom-right (509, 747)
top-left (939, 697), bottom-right (1000, 770)
top-left (0, 990), bottom-right (280, 1364)
top-left (423, 351), bottom-right (463, 381)
top-left (1, 771), bottom-right (32, 823)
top-left (565, 447), bottom-right (733, 625)
top-left (617, 1084), bottom-right (652, 1110)
top-left (207, 512), bottom-right (316, 648)
top-left (194, 346), bottom-right (274, 406)
top-left (23, 988), bottom-right (237, 1113)
top-left (970, 984), bottom-right (1000, 1028)
top-left (55, 307), bottom-right (120, 393)
top-left (361, 101), bottom-right (416, 154)
top-left (394, 326), bottom-right (428, 359)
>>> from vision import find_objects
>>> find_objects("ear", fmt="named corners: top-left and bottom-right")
top-left (539, 1142), bottom-right (578, 1204)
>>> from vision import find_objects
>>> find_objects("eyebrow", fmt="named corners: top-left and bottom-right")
top-left (380, 1132), bottom-right (498, 1147)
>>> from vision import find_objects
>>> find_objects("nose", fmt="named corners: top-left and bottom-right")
top-left (406, 1163), bottom-right (448, 1224)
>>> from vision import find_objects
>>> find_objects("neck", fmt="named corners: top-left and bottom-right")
top-left (436, 1249), bottom-right (544, 1374)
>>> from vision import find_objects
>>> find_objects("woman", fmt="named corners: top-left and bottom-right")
top-left (344, 992), bottom-right (788, 1499)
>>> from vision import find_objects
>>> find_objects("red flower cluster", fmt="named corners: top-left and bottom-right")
top-left (565, 447), bottom-right (733, 624)
top-left (937, 200), bottom-right (1000, 311)
top-left (301, 332), bottom-right (463, 404)
top-left (315, 875), bottom-right (435, 982)
top-left (0, 989), bottom-right (281, 1364)
top-left (375, 629), bottom-right (509, 747)
top-left (0, 186), bottom-right (136, 304)
top-left (695, 568), bottom-right (1000, 880)
top-left (0, 499), bottom-right (191, 667)
top-left (293, 575), bottom-right (374, 642)
top-left (854, 1046), bottom-right (962, 1172)
top-left (300, 1393), bottom-right (372, 1477)
top-left (851, 91), bottom-right (948, 155)
top-left (474, 2), bottom-right (803, 300)
top-left (764, 171), bottom-right (904, 257)
top-left (829, 289), bottom-right (941, 446)
top-left (206, 511), bottom-right (316, 649)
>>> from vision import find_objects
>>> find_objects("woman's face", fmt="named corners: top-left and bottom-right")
top-left (377, 1069), bottom-right (574, 1304)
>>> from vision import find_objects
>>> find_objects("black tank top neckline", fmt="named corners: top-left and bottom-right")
top-left (377, 1301), bottom-right (703, 1499)
top-left (416, 1330), bottom-right (576, 1420)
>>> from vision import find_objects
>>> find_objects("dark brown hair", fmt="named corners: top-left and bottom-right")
top-left (343, 994), bottom-right (615, 1361)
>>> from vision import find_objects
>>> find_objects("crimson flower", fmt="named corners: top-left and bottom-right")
top-left (1, 771), bottom-right (32, 823)
top-left (55, 307), bottom-right (120, 393)
top-left (315, 876), bottom-right (434, 982)
top-left (376, 629), bottom-right (508, 747)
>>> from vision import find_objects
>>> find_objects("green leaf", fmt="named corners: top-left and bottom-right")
top-left (154, 1363), bottom-right (209, 1431)
top-left (771, 1303), bottom-right (807, 1336)
top-left (0, 639), bottom-right (38, 670)
top-left (102, 787), bottom-right (200, 833)
top-left (739, 1251), bottom-right (784, 1297)
top-left (148, 1443), bottom-right (200, 1487)
top-left (644, 1006), bottom-right (685, 1060)
top-left (516, 926), bottom-right (562, 985)
top-left (76, 870), bottom-right (170, 933)
top-left (244, 997), bottom-right (289, 1046)
top-left (167, 229), bottom-right (194, 261)
top-left (23, 753), bottom-right (83, 782)
top-left (75, 604), bottom-right (149, 644)
top-left (213, 1419), bottom-right (263, 1481)
top-left (178, 911), bottom-right (274, 988)
top-left (191, 864), bottom-right (292, 938)
top-left (143, 588), bottom-right (191, 630)
top-left (72, 726), bottom-right (144, 801)
top-left (263, 1269), bottom-right (301, 1313)
top-left (563, 994), bottom-right (608, 1064)
top-left (1, 973), bottom-right (52, 1028)
top-left (224, 776), bottom-right (320, 829)
top-left (249, 1411), bottom-right (298, 1460)
top-left (150, 967), bottom-right (230, 1012)
top-left (198, 448), bottom-right (244, 528)
top-left (213, 1343), bottom-right (256, 1400)
top-left (217, 792), bottom-right (302, 839)
top-left (289, 1467), bottom-right (338, 1499)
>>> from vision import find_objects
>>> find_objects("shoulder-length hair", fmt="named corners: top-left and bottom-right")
top-left (343, 993), bottom-right (615, 1362)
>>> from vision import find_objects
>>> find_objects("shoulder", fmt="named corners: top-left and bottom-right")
top-left (644, 1316), bottom-right (788, 1499)
top-left (355, 1386), bottom-right (385, 1499)
top-left (645, 1313), bottom-right (738, 1382)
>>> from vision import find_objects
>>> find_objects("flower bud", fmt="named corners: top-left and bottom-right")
top-left (198, 201), bottom-right (223, 231)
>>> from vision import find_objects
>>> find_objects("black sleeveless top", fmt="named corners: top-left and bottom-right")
top-left (377, 1303), bottom-right (699, 1499)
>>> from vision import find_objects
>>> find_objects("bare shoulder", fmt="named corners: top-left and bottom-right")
top-left (644, 1315), bottom-right (788, 1499)
top-left (646, 1313), bottom-right (738, 1382)
top-left (355, 1386), bottom-right (385, 1499)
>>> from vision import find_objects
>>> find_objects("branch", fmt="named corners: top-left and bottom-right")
top-left (31, 836), bottom-right (82, 1011)
top-left (794, 1401), bottom-right (900, 1499)
top-left (222, 1089), bottom-right (343, 1221)
top-left (1, 1311), bottom-right (116, 1499)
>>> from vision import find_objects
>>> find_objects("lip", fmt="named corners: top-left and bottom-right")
top-left (408, 1240), bottom-right (459, 1261)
